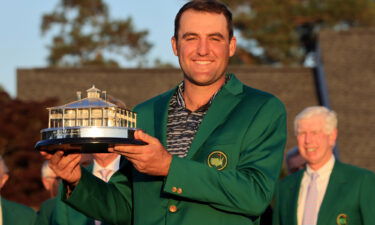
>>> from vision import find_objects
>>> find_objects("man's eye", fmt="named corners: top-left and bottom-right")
top-left (186, 37), bottom-right (197, 41)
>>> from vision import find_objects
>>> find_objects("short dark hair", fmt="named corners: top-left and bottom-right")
top-left (174, 0), bottom-right (233, 40)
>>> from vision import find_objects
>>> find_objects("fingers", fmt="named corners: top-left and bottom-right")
top-left (111, 130), bottom-right (171, 176)
top-left (50, 151), bottom-right (80, 167)
top-left (40, 151), bottom-right (53, 160)
top-left (110, 130), bottom-right (158, 154)
top-left (49, 151), bottom-right (64, 166)
top-left (134, 130), bottom-right (159, 145)
top-left (64, 154), bottom-right (81, 172)
top-left (113, 145), bottom-right (141, 154)
top-left (48, 152), bottom-right (81, 178)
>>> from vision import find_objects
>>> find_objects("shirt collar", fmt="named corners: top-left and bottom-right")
top-left (306, 155), bottom-right (335, 178)
top-left (93, 155), bottom-right (121, 172)
top-left (175, 74), bottom-right (232, 112)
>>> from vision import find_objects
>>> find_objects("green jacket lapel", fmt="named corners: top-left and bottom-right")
top-left (288, 171), bottom-right (304, 225)
top-left (317, 161), bottom-right (347, 225)
top-left (153, 89), bottom-right (175, 147)
top-left (152, 75), bottom-right (244, 159)
top-left (186, 75), bottom-right (243, 159)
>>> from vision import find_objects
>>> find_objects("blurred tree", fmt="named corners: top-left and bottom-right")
top-left (0, 90), bottom-right (57, 208)
top-left (41, 0), bottom-right (152, 67)
top-left (222, 0), bottom-right (375, 65)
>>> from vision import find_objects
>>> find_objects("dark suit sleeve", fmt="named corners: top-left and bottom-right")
top-left (163, 97), bottom-right (286, 216)
top-left (63, 163), bottom-right (133, 225)
top-left (360, 171), bottom-right (375, 225)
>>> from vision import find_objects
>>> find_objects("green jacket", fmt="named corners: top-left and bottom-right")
top-left (272, 160), bottom-right (375, 225)
top-left (65, 75), bottom-right (287, 225)
top-left (35, 197), bottom-right (57, 225)
top-left (1, 198), bottom-right (36, 225)
top-left (35, 165), bottom-right (113, 225)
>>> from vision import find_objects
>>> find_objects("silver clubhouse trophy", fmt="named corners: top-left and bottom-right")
top-left (35, 85), bottom-right (145, 154)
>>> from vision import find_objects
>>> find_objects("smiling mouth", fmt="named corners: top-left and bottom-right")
top-left (194, 60), bottom-right (212, 65)
top-left (307, 148), bottom-right (316, 152)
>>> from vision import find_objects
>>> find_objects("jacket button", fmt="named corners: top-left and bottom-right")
top-left (171, 187), bottom-right (177, 193)
top-left (169, 205), bottom-right (177, 213)
top-left (177, 188), bottom-right (183, 194)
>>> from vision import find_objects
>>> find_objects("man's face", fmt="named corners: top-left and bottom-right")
top-left (172, 10), bottom-right (236, 87)
top-left (296, 115), bottom-right (337, 170)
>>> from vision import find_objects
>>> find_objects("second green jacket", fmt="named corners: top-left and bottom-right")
top-left (273, 160), bottom-right (375, 225)
top-left (1, 198), bottom-right (36, 225)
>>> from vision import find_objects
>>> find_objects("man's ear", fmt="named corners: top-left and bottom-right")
top-left (0, 174), bottom-right (9, 189)
top-left (229, 36), bottom-right (237, 57)
top-left (171, 37), bottom-right (178, 56)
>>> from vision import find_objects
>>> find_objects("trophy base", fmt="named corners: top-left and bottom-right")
top-left (35, 137), bottom-right (146, 154)
top-left (35, 126), bottom-right (146, 154)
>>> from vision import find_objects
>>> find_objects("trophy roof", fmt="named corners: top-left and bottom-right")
top-left (49, 98), bottom-right (119, 109)
top-left (47, 85), bottom-right (129, 110)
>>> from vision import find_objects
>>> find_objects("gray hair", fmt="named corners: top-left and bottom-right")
top-left (0, 156), bottom-right (9, 174)
top-left (294, 106), bottom-right (337, 135)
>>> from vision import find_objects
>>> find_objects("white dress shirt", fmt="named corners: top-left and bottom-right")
top-left (92, 155), bottom-right (120, 225)
top-left (92, 155), bottom-right (121, 182)
top-left (297, 156), bottom-right (335, 225)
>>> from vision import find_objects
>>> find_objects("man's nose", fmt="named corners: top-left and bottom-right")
top-left (197, 39), bottom-right (209, 56)
top-left (305, 133), bottom-right (314, 143)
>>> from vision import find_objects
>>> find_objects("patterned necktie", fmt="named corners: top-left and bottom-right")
top-left (302, 172), bottom-right (319, 225)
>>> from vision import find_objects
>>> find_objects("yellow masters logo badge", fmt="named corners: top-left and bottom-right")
top-left (336, 213), bottom-right (348, 225)
top-left (207, 151), bottom-right (227, 170)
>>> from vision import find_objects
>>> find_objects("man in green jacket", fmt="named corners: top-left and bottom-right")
top-left (273, 106), bottom-right (375, 225)
top-left (0, 156), bottom-right (36, 225)
top-left (45, 1), bottom-right (287, 225)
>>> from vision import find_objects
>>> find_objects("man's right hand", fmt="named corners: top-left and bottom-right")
top-left (41, 151), bottom-right (82, 187)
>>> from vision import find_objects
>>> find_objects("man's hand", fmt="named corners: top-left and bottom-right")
top-left (41, 151), bottom-right (82, 186)
top-left (111, 130), bottom-right (172, 176)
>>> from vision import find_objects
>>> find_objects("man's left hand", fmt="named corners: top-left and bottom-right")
top-left (111, 130), bottom-right (172, 176)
